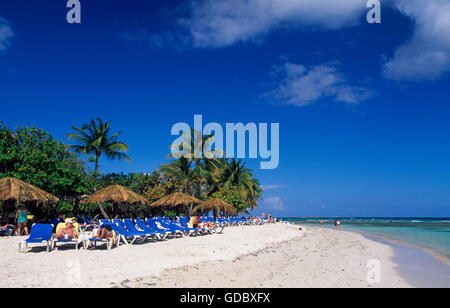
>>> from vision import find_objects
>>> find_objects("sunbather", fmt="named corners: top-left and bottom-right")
top-left (198, 221), bottom-right (216, 234)
top-left (93, 224), bottom-right (114, 239)
top-left (55, 220), bottom-right (78, 239)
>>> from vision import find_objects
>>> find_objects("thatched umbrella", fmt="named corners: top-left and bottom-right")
top-left (80, 185), bottom-right (150, 219)
top-left (151, 192), bottom-right (202, 217)
top-left (0, 177), bottom-right (60, 224)
top-left (192, 198), bottom-right (237, 217)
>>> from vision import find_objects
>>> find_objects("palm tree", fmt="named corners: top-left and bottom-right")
top-left (215, 158), bottom-right (263, 212)
top-left (168, 129), bottom-right (225, 198)
top-left (159, 157), bottom-right (207, 216)
top-left (67, 118), bottom-right (130, 176)
top-left (159, 157), bottom-right (198, 195)
top-left (169, 129), bottom-right (224, 166)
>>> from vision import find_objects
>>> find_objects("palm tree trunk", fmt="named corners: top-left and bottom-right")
top-left (94, 156), bottom-right (99, 177)
top-left (99, 204), bottom-right (109, 219)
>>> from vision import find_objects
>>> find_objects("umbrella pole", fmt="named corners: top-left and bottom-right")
top-left (188, 203), bottom-right (193, 218)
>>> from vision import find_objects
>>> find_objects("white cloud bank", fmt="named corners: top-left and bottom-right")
top-left (0, 18), bottom-right (13, 52)
top-left (383, 0), bottom-right (450, 80)
top-left (179, 0), bottom-right (366, 48)
top-left (173, 0), bottom-right (450, 81)
top-left (264, 62), bottom-right (373, 106)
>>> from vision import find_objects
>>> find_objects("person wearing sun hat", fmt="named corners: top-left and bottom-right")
top-left (55, 219), bottom-right (78, 239)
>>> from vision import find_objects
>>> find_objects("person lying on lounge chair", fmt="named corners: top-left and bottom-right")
top-left (199, 221), bottom-right (217, 233)
top-left (0, 225), bottom-right (7, 230)
top-left (55, 220), bottom-right (78, 239)
top-left (93, 224), bottom-right (114, 239)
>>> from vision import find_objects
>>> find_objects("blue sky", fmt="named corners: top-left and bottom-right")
top-left (1, 0), bottom-right (450, 217)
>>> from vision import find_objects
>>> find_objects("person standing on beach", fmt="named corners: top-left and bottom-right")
top-left (334, 220), bottom-right (341, 229)
top-left (320, 220), bottom-right (325, 228)
top-left (15, 206), bottom-right (29, 236)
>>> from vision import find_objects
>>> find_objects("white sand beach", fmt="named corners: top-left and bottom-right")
top-left (0, 223), bottom-right (411, 288)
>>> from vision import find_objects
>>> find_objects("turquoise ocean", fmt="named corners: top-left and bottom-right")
top-left (285, 217), bottom-right (450, 262)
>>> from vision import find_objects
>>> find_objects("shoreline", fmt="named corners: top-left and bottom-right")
top-left (360, 232), bottom-right (450, 267)
top-left (0, 223), bottom-right (439, 288)
top-left (291, 224), bottom-right (450, 288)
top-left (361, 233), bottom-right (450, 288)
top-left (286, 220), bottom-right (450, 266)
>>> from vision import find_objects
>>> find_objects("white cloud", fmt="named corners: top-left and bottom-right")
top-left (178, 0), bottom-right (366, 48)
top-left (0, 18), bottom-right (13, 52)
top-left (126, 0), bottom-right (450, 81)
top-left (383, 0), bottom-right (450, 80)
top-left (264, 196), bottom-right (284, 210)
top-left (263, 62), bottom-right (373, 106)
top-left (261, 184), bottom-right (285, 190)
top-left (307, 201), bottom-right (327, 209)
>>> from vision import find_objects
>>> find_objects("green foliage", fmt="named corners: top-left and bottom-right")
top-left (0, 122), bottom-right (94, 197)
top-left (159, 157), bottom-right (202, 195)
top-left (97, 171), bottom-right (160, 195)
top-left (0, 120), bottom-right (264, 219)
top-left (164, 210), bottom-right (177, 219)
top-left (210, 184), bottom-right (248, 213)
top-left (144, 183), bottom-right (167, 203)
top-left (214, 158), bottom-right (263, 211)
top-left (160, 154), bottom-right (263, 214)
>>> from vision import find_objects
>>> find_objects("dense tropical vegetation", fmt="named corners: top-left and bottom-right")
top-left (0, 120), bottom-right (263, 222)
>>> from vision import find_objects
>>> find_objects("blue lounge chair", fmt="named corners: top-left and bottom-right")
top-left (146, 218), bottom-right (181, 238)
top-left (0, 225), bottom-right (15, 236)
top-left (52, 222), bottom-right (82, 250)
top-left (112, 219), bottom-right (147, 245)
top-left (123, 218), bottom-right (157, 239)
top-left (99, 219), bottom-right (111, 225)
top-left (84, 217), bottom-right (96, 225)
top-left (20, 223), bottom-right (53, 253)
top-left (135, 218), bottom-right (169, 240)
top-left (156, 217), bottom-right (197, 236)
top-left (175, 217), bottom-right (205, 235)
top-left (84, 223), bottom-right (118, 250)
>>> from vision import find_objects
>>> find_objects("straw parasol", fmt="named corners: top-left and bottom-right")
top-left (80, 185), bottom-right (150, 218)
top-left (192, 198), bottom-right (237, 217)
top-left (151, 192), bottom-right (202, 216)
top-left (0, 177), bottom-right (60, 224)
top-left (0, 177), bottom-right (59, 204)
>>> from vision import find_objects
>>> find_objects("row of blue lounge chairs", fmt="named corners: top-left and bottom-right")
top-left (19, 215), bottom-right (270, 252)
